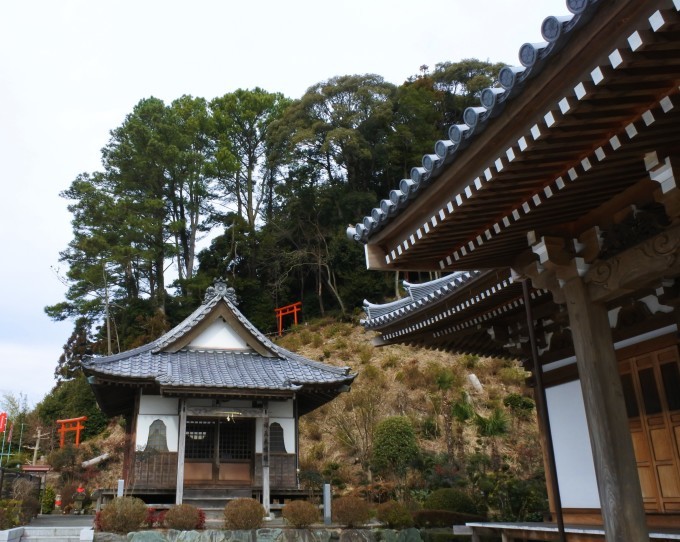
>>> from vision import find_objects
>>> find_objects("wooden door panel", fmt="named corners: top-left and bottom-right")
top-left (651, 428), bottom-right (674, 461)
top-left (638, 466), bottom-right (658, 500)
top-left (219, 463), bottom-right (251, 483)
top-left (658, 464), bottom-right (680, 498)
top-left (632, 430), bottom-right (651, 463)
top-left (185, 462), bottom-right (213, 481)
top-left (623, 345), bottom-right (680, 513)
top-left (659, 349), bottom-right (677, 363)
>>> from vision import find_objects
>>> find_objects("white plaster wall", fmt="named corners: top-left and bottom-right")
top-left (139, 395), bottom-right (178, 415)
top-left (136, 415), bottom-right (179, 452)
top-left (545, 378), bottom-right (601, 508)
top-left (269, 399), bottom-right (293, 417)
top-left (188, 319), bottom-right (248, 350)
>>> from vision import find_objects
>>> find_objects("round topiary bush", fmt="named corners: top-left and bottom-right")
top-left (282, 500), bottom-right (319, 528)
top-left (423, 488), bottom-right (478, 515)
top-left (164, 503), bottom-right (205, 530)
top-left (224, 498), bottom-right (265, 530)
top-left (332, 496), bottom-right (371, 528)
top-left (98, 497), bottom-right (147, 534)
top-left (376, 500), bottom-right (413, 529)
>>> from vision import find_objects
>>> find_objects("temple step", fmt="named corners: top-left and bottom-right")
top-left (182, 488), bottom-right (254, 521)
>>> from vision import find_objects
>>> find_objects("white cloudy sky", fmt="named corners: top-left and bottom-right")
top-left (0, 0), bottom-right (568, 406)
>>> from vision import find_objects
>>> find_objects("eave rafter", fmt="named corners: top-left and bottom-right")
top-left (383, 276), bottom-right (513, 340)
top-left (369, 3), bottom-right (680, 272)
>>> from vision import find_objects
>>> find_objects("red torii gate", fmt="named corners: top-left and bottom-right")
top-left (274, 302), bottom-right (302, 336)
top-left (56, 416), bottom-right (87, 448)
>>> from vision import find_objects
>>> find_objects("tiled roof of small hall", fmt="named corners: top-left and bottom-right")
top-left (346, 0), bottom-right (599, 245)
top-left (362, 270), bottom-right (482, 326)
top-left (82, 280), bottom-right (354, 390)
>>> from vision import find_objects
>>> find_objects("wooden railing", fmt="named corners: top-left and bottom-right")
top-left (131, 451), bottom-right (178, 489)
top-left (254, 454), bottom-right (297, 488)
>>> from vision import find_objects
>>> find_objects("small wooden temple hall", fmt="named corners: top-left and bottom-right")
top-left (83, 279), bottom-right (355, 514)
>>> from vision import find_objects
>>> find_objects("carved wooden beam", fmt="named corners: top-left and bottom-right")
top-left (528, 233), bottom-right (573, 269)
top-left (586, 222), bottom-right (680, 303)
top-left (578, 226), bottom-right (603, 263)
top-left (513, 259), bottom-right (566, 305)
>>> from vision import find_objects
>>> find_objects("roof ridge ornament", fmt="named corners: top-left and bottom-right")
top-left (204, 277), bottom-right (239, 305)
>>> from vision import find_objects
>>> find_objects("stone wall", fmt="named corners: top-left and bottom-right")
top-left (95, 527), bottom-right (429, 542)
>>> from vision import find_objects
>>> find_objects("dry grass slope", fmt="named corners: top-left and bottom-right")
top-left (276, 319), bottom-right (543, 500)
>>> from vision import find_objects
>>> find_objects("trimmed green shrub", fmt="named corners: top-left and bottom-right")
top-left (41, 486), bottom-right (56, 515)
top-left (371, 417), bottom-right (419, 477)
top-left (376, 500), bottom-right (413, 528)
top-left (98, 497), bottom-right (147, 533)
top-left (282, 500), bottom-right (319, 528)
top-left (0, 500), bottom-right (21, 529)
top-left (424, 488), bottom-right (478, 515)
top-left (412, 509), bottom-right (485, 528)
top-left (224, 498), bottom-right (265, 530)
top-left (164, 503), bottom-right (205, 530)
top-left (332, 496), bottom-right (371, 527)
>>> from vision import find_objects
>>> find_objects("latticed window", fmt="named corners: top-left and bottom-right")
top-left (269, 422), bottom-right (287, 453)
top-left (184, 418), bottom-right (254, 461)
top-left (185, 420), bottom-right (214, 459)
top-left (219, 419), bottom-right (252, 460)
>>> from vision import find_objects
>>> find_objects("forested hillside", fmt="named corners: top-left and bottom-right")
top-left (5, 319), bottom-right (544, 522)
top-left (44, 60), bottom-right (504, 376)
top-left (7, 59), bottom-right (548, 521)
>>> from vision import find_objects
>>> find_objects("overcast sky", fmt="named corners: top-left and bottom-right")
top-left (0, 0), bottom-right (569, 407)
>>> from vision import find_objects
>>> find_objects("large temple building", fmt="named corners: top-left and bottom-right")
top-left (83, 279), bottom-right (355, 515)
top-left (350, 0), bottom-right (680, 540)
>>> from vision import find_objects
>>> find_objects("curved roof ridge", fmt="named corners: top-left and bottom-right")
top-left (405, 271), bottom-right (470, 298)
top-left (363, 297), bottom-right (414, 319)
top-left (361, 270), bottom-right (482, 327)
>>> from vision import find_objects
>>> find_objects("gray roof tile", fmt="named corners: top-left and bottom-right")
top-left (362, 271), bottom-right (481, 327)
top-left (83, 281), bottom-right (354, 391)
top-left (347, 1), bottom-right (598, 244)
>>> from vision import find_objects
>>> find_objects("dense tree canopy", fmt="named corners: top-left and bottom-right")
top-left (46, 59), bottom-right (503, 363)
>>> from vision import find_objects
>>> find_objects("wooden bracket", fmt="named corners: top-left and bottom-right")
top-left (648, 152), bottom-right (680, 221)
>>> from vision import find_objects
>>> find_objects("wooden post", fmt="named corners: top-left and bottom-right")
top-left (562, 275), bottom-right (649, 541)
top-left (522, 279), bottom-right (566, 542)
top-left (176, 399), bottom-right (187, 505)
top-left (262, 403), bottom-right (270, 517)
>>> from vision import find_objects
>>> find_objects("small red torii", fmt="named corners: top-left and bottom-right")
top-left (56, 416), bottom-right (87, 448)
top-left (274, 302), bottom-right (302, 336)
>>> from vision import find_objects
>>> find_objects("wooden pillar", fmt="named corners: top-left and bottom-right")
top-left (262, 403), bottom-right (270, 516)
top-left (176, 399), bottom-right (187, 505)
top-left (562, 275), bottom-right (648, 541)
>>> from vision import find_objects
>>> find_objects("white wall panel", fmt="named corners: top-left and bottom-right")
top-left (546, 378), bottom-right (601, 509)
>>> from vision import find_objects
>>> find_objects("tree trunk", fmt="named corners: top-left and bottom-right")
top-left (322, 264), bottom-right (346, 316)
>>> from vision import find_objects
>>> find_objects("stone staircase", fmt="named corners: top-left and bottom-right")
top-left (20, 526), bottom-right (89, 542)
top-left (182, 488), bottom-right (253, 525)
top-left (0, 515), bottom-right (95, 542)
